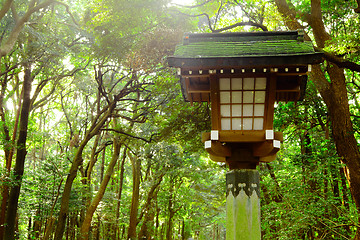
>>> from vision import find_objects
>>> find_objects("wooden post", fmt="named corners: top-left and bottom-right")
top-left (226, 169), bottom-right (261, 240)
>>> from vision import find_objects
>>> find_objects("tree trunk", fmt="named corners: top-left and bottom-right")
top-left (27, 217), bottom-right (31, 240)
top-left (116, 148), bottom-right (127, 240)
top-left (79, 133), bottom-right (101, 226)
top-left (265, 163), bottom-right (283, 202)
top-left (78, 137), bottom-right (122, 240)
top-left (166, 179), bottom-right (175, 240)
top-left (273, 0), bottom-right (360, 238)
top-left (42, 216), bottom-right (55, 240)
top-left (0, 69), bottom-right (13, 240)
top-left (138, 174), bottom-right (163, 240)
top-left (128, 152), bottom-right (141, 240)
top-left (340, 166), bottom-right (351, 210)
top-left (4, 67), bottom-right (32, 240)
top-left (42, 178), bottom-right (63, 240)
top-left (155, 201), bottom-right (160, 239)
top-left (54, 144), bottom-right (86, 240)
top-left (311, 64), bottom-right (360, 239)
top-left (100, 145), bottom-right (105, 183)
top-left (33, 208), bottom-right (42, 239)
top-left (181, 219), bottom-right (185, 240)
top-left (53, 101), bottom-right (116, 240)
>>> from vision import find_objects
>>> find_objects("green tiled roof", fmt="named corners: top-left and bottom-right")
top-left (173, 31), bottom-right (315, 58)
top-left (174, 40), bottom-right (315, 58)
top-left (168, 31), bottom-right (323, 68)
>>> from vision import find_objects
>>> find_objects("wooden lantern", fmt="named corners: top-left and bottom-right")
top-left (168, 31), bottom-right (322, 169)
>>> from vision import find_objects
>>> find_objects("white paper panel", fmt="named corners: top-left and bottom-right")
top-left (232, 118), bottom-right (242, 130)
top-left (255, 78), bottom-right (267, 90)
top-left (221, 105), bottom-right (231, 117)
top-left (254, 104), bottom-right (265, 116)
top-left (219, 78), bottom-right (230, 90)
top-left (232, 78), bottom-right (242, 90)
top-left (243, 78), bottom-right (255, 90)
top-left (232, 105), bottom-right (242, 117)
top-left (232, 92), bottom-right (242, 103)
top-left (243, 104), bottom-right (253, 116)
top-left (273, 140), bottom-right (281, 148)
top-left (243, 118), bottom-right (253, 130)
top-left (243, 91), bottom-right (254, 103)
top-left (255, 91), bottom-right (266, 103)
top-left (221, 118), bottom-right (231, 130)
top-left (220, 92), bottom-right (230, 103)
top-left (253, 118), bottom-right (264, 130)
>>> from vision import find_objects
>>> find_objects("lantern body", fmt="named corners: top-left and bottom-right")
top-left (168, 31), bottom-right (322, 166)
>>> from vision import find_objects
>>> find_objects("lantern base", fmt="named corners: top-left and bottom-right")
top-left (202, 130), bottom-right (282, 166)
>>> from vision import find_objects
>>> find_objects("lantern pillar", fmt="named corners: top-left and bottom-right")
top-left (225, 148), bottom-right (261, 240)
top-left (226, 169), bottom-right (261, 240)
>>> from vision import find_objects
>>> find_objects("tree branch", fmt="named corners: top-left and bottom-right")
top-left (355, 0), bottom-right (360, 13)
top-left (170, 0), bottom-right (212, 9)
top-left (0, 0), bottom-right (55, 57)
top-left (101, 128), bottom-right (156, 143)
top-left (213, 1), bottom-right (223, 31)
top-left (212, 21), bottom-right (268, 32)
top-left (310, 0), bottom-right (331, 48)
top-left (314, 47), bottom-right (360, 73)
top-left (169, 9), bottom-right (213, 31)
top-left (0, 0), bottom-right (13, 22)
top-left (54, 1), bottom-right (79, 25)
top-left (273, 0), bottom-right (309, 31)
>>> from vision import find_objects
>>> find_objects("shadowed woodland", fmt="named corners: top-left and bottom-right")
top-left (0, 0), bottom-right (360, 239)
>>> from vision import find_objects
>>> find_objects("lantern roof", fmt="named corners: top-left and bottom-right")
top-left (168, 30), bottom-right (322, 68)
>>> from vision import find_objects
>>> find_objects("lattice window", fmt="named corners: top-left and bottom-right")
top-left (219, 77), bottom-right (267, 130)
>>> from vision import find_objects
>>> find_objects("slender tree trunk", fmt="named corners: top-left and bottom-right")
top-left (4, 67), bottom-right (32, 240)
top-left (68, 213), bottom-right (76, 240)
top-left (53, 101), bottom-right (116, 240)
top-left (155, 201), bottom-right (160, 239)
top-left (166, 179), bottom-right (175, 240)
top-left (78, 138), bottom-right (122, 240)
top-left (116, 148), bottom-right (127, 240)
top-left (27, 217), bottom-right (32, 240)
top-left (100, 145), bottom-right (105, 183)
top-left (0, 68), bottom-right (10, 168)
top-left (181, 219), bottom-right (185, 240)
top-left (138, 175), bottom-right (163, 239)
top-left (54, 144), bottom-right (86, 240)
top-left (0, 70), bottom-right (11, 240)
top-left (42, 178), bottom-right (63, 240)
top-left (265, 163), bottom-right (283, 202)
top-left (340, 166), bottom-right (351, 210)
top-left (79, 134), bottom-right (101, 226)
top-left (33, 208), bottom-right (42, 239)
top-left (128, 153), bottom-right (141, 240)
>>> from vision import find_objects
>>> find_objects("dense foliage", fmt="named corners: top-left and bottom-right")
top-left (0, 0), bottom-right (359, 239)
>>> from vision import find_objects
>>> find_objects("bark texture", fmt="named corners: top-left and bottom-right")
top-left (4, 67), bottom-right (32, 240)
top-left (127, 153), bottom-right (141, 240)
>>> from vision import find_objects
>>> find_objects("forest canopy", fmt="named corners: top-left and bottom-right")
top-left (0, 0), bottom-right (360, 240)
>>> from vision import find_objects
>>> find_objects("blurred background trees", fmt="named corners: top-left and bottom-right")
top-left (0, 0), bottom-right (359, 239)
